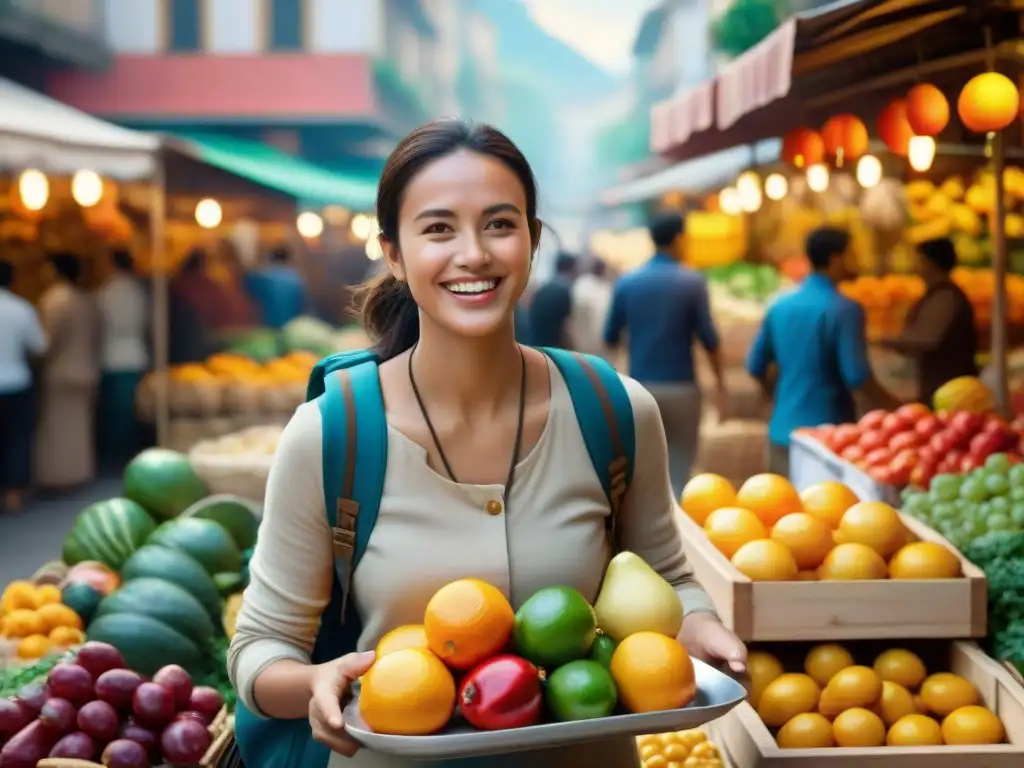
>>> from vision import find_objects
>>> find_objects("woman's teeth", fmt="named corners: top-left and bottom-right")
top-left (445, 279), bottom-right (499, 295)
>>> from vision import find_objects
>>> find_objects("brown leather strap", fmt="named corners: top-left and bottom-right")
top-left (571, 353), bottom-right (629, 552)
top-left (331, 370), bottom-right (359, 564)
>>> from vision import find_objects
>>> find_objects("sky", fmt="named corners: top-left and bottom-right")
top-left (523, 0), bottom-right (662, 75)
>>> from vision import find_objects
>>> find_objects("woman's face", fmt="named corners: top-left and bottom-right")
top-left (383, 149), bottom-right (533, 341)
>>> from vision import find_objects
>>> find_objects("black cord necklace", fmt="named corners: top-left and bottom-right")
top-left (408, 342), bottom-right (527, 507)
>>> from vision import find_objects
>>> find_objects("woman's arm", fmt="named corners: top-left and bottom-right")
top-left (615, 376), bottom-right (718, 618)
top-left (227, 402), bottom-right (335, 719)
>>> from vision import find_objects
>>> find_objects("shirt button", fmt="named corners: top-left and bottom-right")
top-left (485, 499), bottom-right (503, 515)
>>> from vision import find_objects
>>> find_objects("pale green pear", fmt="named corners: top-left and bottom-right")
top-left (594, 551), bottom-right (683, 642)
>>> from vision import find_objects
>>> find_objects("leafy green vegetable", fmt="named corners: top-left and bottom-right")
top-left (0, 651), bottom-right (74, 698)
top-left (964, 532), bottom-right (1024, 671)
top-left (963, 530), bottom-right (1024, 566)
top-left (192, 635), bottom-right (236, 712)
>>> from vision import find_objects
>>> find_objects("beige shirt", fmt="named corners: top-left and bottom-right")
top-left (39, 281), bottom-right (100, 388)
top-left (229, 360), bottom-right (716, 768)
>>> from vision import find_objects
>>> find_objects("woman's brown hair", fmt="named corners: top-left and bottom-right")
top-left (355, 119), bottom-right (541, 360)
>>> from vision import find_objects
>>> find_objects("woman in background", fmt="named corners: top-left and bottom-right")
top-left (35, 252), bottom-right (100, 490)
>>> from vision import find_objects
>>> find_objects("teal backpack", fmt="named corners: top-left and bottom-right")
top-left (229, 347), bottom-right (635, 768)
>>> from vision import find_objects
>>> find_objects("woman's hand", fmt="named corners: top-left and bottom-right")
top-left (309, 650), bottom-right (376, 757)
top-left (680, 612), bottom-right (747, 675)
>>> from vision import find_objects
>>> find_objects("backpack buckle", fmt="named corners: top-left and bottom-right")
top-left (333, 498), bottom-right (359, 559)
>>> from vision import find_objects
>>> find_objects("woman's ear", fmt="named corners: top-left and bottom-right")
top-left (380, 235), bottom-right (406, 281)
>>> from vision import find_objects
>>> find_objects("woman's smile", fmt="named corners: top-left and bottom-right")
top-left (441, 276), bottom-right (504, 306)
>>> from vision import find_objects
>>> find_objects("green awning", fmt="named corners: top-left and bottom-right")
top-left (167, 132), bottom-right (378, 210)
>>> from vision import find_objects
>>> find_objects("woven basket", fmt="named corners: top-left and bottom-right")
top-left (188, 426), bottom-right (282, 501)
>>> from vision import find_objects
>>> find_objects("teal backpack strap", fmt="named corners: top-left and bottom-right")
top-left (540, 348), bottom-right (635, 551)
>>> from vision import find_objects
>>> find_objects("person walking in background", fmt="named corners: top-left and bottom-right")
top-left (747, 227), bottom-right (900, 478)
top-left (96, 249), bottom-right (149, 466)
top-left (35, 253), bottom-right (101, 490)
top-left (245, 246), bottom-right (308, 329)
top-left (879, 237), bottom-right (977, 404)
top-left (0, 260), bottom-right (46, 511)
top-left (168, 249), bottom-right (218, 364)
top-left (605, 211), bottom-right (729, 497)
top-left (527, 251), bottom-right (576, 348)
top-left (568, 256), bottom-right (614, 361)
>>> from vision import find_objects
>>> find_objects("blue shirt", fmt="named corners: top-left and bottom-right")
top-left (747, 273), bottom-right (871, 446)
top-left (604, 253), bottom-right (719, 384)
top-left (528, 277), bottom-right (573, 348)
top-left (244, 266), bottom-right (307, 330)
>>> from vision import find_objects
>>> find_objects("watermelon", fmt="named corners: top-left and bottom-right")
top-left (93, 578), bottom-right (215, 649)
top-left (181, 495), bottom-right (260, 551)
top-left (123, 448), bottom-right (207, 522)
top-left (62, 498), bottom-right (157, 570)
top-left (85, 613), bottom-right (202, 677)
top-left (120, 545), bottom-right (222, 624)
top-left (147, 518), bottom-right (242, 575)
top-left (61, 582), bottom-right (104, 624)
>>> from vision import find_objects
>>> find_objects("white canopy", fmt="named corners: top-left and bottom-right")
top-left (600, 139), bottom-right (781, 207)
top-left (0, 77), bottom-right (158, 179)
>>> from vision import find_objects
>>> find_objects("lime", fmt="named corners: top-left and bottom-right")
top-left (985, 473), bottom-right (1010, 498)
top-left (514, 587), bottom-right (597, 669)
top-left (986, 453), bottom-right (1013, 475)
top-left (545, 660), bottom-right (618, 721)
top-left (588, 633), bottom-right (616, 669)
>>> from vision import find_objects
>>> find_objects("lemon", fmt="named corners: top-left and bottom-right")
top-left (804, 643), bottom-right (854, 687)
top-left (777, 712), bottom-right (834, 749)
top-left (731, 539), bottom-right (799, 581)
top-left (919, 673), bottom-right (979, 717)
top-left (747, 651), bottom-right (784, 709)
top-left (877, 681), bottom-right (917, 726)
top-left (832, 707), bottom-right (886, 747)
top-left (873, 648), bottom-right (927, 689)
top-left (887, 713), bottom-right (943, 746)
top-left (819, 666), bottom-right (883, 717)
top-left (757, 673), bottom-right (821, 727)
top-left (941, 705), bottom-right (1006, 745)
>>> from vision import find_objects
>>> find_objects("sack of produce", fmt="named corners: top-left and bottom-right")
top-left (188, 426), bottom-right (281, 500)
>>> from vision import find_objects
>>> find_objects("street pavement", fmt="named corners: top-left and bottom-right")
top-left (0, 476), bottom-right (122, 587)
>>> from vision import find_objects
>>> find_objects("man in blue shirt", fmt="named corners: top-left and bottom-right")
top-left (245, 247), bottom-right (308, 330)
top-left (528, 252), bottom-right (576, 348)
top-left (747, 227), bottom-right (899, 477)
top-left (604, 211), bottom-right (729, 496)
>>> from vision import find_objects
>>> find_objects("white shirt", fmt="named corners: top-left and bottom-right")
top-left (0, 288), bottom-right (46, 393)
top-left (568, 273), bottom-right (613, 358)
top-left (97, 274), bottom-right (149, 372)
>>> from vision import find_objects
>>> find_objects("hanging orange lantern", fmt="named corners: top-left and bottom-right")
top-left (821, 114), bottom-right (869, 163)
top-left (877, 99), bottom-right (915, 157)
top-left (781, 127), bottom-right (825, 168)
top-left (957, 72), bottom-right (1020, 133)
top-left (906, 83), bottom-right (949, 136)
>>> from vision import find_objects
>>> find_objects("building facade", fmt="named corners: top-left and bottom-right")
top-left (43, 0), bottom-right (496, 171)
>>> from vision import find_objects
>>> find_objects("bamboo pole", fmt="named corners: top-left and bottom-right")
top-left (150, 156), bottom-right (170, 447)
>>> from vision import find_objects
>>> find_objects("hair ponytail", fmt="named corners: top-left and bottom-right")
top-left (354, 273), bottom-right (420, 360)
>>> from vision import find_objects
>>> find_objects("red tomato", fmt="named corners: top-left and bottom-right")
top-left (882, 413), bottom-right (912, 433)
top-left (458, 655), bottom-right (543, 731)
top-left (909, 463), bottom-right (935, 489)
top-left (859, 409), bottom-right (887, 430)
top-left (866, 448), bottom-right (892, 466)
top-left (859, 431), bottom-right (886, 452)
top-left (948, 449), bottom-right (966, 467)
top-left (890, 431), bottom-right (921, 452)
top-left (985, 415), bottom-right (1008, 431)
top-left (914, 416), bottom-right (943, 440)
top-left (896, 403), bottom-right (931, 421)
top-left (950, 411), bottom-right (985, 434)
top-left (870, 466), bottom-right (897, 484)
top-left (918, 445), bottom-right (938, 464)
top-left (892, 448), bottom-right (918, 466)
top-left (831, 424), bottom-right (860, 452)
top-left (841, 445), bottom-right (866, 462)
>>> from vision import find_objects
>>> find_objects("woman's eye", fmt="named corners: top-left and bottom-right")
top-left (485, 218), bottom-right (516, 231)
top-left (423, 222), bottom-right (452, 235)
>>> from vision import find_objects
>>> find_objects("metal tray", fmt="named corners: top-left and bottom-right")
top-left (343, 658), bottom-right (747, 760)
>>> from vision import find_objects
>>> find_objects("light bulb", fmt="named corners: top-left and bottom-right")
top-left (806, 163), bottom-right (830, 193)
top-left (764, 173), bottom-right (788, 201)
top-left (18, 169), bottom-right (49, 212)
top-left (71, 170), bottom-right (103, 207)
top-left (297, 211), bottom-right (324, 239)
top-left (908, 135), bottom-right (936, 172)
top-left (739, 186), bottom-right (763, 213)
top-left (195, 198), bottom-right (222, 229)
top-left (365, 237), bottom-right (384, 261)
top-left (736, 171), bottom-right (761, 198)
top-left (351, 213), bottom-right (373, 240)
top-left (719, 187), bottom-right (742, 215)
top-left (855, 155), bottom-right (882, 188)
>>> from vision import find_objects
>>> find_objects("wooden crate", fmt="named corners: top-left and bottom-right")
top-left (676, 509), bottom-right (987, 641)
top-left (710, 641), bottom-right (1024, 768)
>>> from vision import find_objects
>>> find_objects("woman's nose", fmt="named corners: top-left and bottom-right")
top-left (456, 233), bottom-right (490, 268)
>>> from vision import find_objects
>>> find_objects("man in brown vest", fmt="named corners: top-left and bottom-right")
top-left (880, 237), bottom-right (977, 405)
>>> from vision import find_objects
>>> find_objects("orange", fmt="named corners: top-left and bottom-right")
top-left (358, 648), bottom-right (456, 735)
top-left (48, 626), bottom-right (86, 647)
top-left (873, 648), bottom-right (927, 689)
top-left (1, 581), bottom-right (40, 613)
top-left (731, 540), bottom-right (798, 581)
top-left (423, 579), bottom-right (514, 671)
top-left (375, 625), bottom-right (428, 659)
top-left (818, 542), bottom-right (888, 580)
top-left (919, 673), bottom-right (979, 717)
top-left (940, 705), bottom-right (1006, 745)
top-left (0, 609), bottom-right (44, 639)
top-left (757, 673), bottom-right (820, 727)
top-left (776, 712), bottom-right (834, 749)
top-left (819, 666), bottom-right (883, 717)
top-left (736, 474), bottom-right (802, 527)
top-left (888, 542), bottom-right (962, 579)
top-left (835, 501), bottom-right (906, 558)
top-left (36, 603), bottom-right (83, 633)
top-left (703, 507), bottom-right (767, 559)
top-left (770, 513), bottom-right (834, 570)
top-left (804, 643), bottom-right (854, 687)
top-left (681, 473), bottom-right (737, 525)
top-left (609, 631), bottom-right (696, 713)
top-left (887, 713), bottom-right (943, 746)
top-left (34, 585), bottom-right (63, 606)
top-left (16, 634), bottom-right (52, 660)
top-left (832, 707), bottom-right (886, 747)
top-left (876, 681), bottom-right (917, 726)
top-left (799, 481), bottom-right (859, 529)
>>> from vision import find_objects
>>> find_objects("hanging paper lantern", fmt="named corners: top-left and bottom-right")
top-left (957, 72), bottom-right (1020, 133)
top-left (821, 114), bottom-right (869, 163)
top-left (906, 83), bottom-right (950, 136)
top-left (781, 127), bottom-right (825, 168)
top-left (877, 99), bottom-right (915, 157)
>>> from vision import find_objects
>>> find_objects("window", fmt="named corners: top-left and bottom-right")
top-left (269, 0), bottom-right (304, 50)
top-left (168, 0), bottom-right (202, 51)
